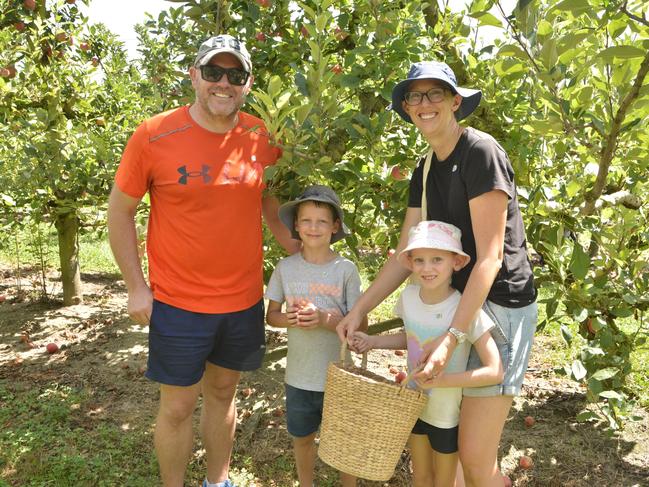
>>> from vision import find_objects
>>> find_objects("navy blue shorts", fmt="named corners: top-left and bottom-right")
top-left (411, 419), bottom-right (459, 454)
top-left (146, 299), bottom-right (266, 386)
top-left (285, 384), bottom-right (324, 438)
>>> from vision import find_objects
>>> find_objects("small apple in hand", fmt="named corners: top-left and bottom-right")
top-left (395, 371), bottom-right (407, 384)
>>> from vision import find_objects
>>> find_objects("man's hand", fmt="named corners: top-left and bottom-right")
top-left (336, 310), bottom-right (364, 349)
top-left (128, 286), bottom-right (153, 326)
top-left (412, 333), bottom-right (456, 385)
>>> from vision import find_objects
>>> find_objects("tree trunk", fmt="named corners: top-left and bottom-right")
top-left (55, 211), bottom-right (83, 305)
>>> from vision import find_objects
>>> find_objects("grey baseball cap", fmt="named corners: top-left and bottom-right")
top-left (278, 185), bottom-right (351, 244)
top-left (193, 35), bottom-right (252, 72)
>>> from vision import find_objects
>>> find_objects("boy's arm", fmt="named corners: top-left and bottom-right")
top-left (266, 299), bottom-right (299, 328)
top-left (419, 331), bottom-right (503, 389)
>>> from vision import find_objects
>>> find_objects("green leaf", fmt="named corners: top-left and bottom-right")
top-left (569, 242), bottom-right (589, 280)
top-left (576, 411), bottom-right (599, 422)
top-left (598, 46), bottom-right (647, 61)
top-left (572, 360), bottom-right (587, 380)
top-left (267, 75), bottom-right (283, 99)
top-left (599, 390), bottom-right (624, 400)
top-left (611, 307), bottom-right (633, 318)
top-left (591, 368), bottom-right (618, 381)
top-left (561, 324), bottom-right (573, 344)
top-left (471, 12), bottom-right (503, 27)
top-left (554, 0), bottom-right (591, 14)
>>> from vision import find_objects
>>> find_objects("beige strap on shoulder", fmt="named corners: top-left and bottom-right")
top-left (420, 149), bottom-right (434, 221)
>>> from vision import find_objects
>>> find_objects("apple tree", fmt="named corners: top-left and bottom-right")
top-left (0, 0), bottom-right (153, 304)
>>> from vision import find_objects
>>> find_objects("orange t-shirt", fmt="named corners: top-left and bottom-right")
top-left (115, 106), bottom-right (281, 313)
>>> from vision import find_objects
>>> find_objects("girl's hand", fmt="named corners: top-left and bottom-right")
top-left (350, 331), bottom-right (374, 353)
top-left (285, 303), bottom-right (300, 326)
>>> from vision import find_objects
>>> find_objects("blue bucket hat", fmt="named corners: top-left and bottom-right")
top-left (391, 61), bottom-right (482, 123)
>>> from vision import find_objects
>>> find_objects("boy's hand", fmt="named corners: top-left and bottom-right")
top-left (350, 331), bottom-right (374, 353)
top-left (285, 303), bottom-right (301, 326)
top-left (296, 301), bottom-right (320, 329)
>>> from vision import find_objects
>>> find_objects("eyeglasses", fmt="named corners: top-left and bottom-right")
top-left (199, 65), bottom-right (250, 86)
top-left (403, 88), bottom-right (447, 106)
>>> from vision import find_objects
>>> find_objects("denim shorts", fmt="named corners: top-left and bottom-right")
top-left (464, 300), bottom-right (538, 397)
top-left (285, 384), bottom-right (324, 438)
top-left (411, 419), bottom-right (459, 454)
top-left (146, 299), bottom-right (266, 386)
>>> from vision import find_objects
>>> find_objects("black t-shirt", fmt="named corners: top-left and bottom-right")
top-left (408, 127), bottom-right (536, 307)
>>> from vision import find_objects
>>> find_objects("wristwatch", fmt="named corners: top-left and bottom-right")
top-left (447, 327), bottom-right (467, 344)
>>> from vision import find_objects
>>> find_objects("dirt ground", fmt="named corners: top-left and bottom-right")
top-left (1, 266), bottom-right (648, 486)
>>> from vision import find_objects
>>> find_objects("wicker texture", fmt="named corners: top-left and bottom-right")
top-left (318, 345), bottom-right (428, 481)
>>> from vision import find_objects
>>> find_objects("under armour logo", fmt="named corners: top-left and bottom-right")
top-left (177, 165), bottom-right (212, 185)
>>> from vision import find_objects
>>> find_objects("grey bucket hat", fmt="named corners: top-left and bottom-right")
top-left (391, 61), bottom-right (482, 123)
top-left (194, 34), bottom-right (252, 72)
top-left (278, 185), bottom-right (350, 244)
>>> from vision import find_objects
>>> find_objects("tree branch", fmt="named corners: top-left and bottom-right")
top-left (582, 49), bottom-right (649, 215)
top-left (622, 1), bottom-right (649, 27)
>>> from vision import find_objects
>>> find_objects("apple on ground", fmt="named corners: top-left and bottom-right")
top-left (394, 349), bottom-right (404, 356)
top-left (0, 294), bottom-right (7, 302)
top-left (388, 366), bottom-right (398, 375)
top-left (241, 387), bottom-right (253, 398)
top-left (46, 343), bottom-right (59, 354)
top-left (519, 455), bottom-right (533, 469)
top-left (524, 415), bottom-right (535, 427)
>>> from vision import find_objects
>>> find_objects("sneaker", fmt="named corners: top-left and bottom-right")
top-left (202, 479), bottom-right (236, 487)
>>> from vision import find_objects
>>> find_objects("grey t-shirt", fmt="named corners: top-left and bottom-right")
top-left (265, 252), bottom-right (362, 391)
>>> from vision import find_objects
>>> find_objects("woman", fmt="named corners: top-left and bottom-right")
top-left (337, 61), bottom-right (537, 486)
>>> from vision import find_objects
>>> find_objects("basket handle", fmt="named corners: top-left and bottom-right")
top-left (340, 340), bottom-right (368, 370)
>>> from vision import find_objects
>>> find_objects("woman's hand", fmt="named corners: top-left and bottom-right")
top-left (412, 333), bottom-right (456, 385)
top-left (337, 309), bottom-right (364, 349)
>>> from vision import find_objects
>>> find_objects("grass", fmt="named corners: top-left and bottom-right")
top-left (0, 383), bottom-right (157, 486)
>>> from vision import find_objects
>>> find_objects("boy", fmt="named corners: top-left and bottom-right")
top-left (265, 185), bottom-right (367, 487)
top-left (352, 220), bottom-right (503, 487)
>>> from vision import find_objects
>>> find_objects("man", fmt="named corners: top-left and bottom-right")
top-left (107, 35), bottom-right (298, 487)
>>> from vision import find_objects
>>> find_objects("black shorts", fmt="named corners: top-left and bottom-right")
top-left (411, 419), bottom-right (459, 454)
top-left (146, 299), bottom-right (266, 386)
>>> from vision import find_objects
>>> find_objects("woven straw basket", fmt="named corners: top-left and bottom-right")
top-left (318, 343), bottom-right (428, 481)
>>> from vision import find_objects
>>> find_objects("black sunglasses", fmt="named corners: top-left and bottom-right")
top-left (199, 65), bottom-right (250, 86)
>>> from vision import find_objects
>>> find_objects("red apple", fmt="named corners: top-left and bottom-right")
top-left (66, 0), bottom-right (76, 4)
top-left (300, 25), bottom-right (309, 38)
top-left (390, 165), bottom-right (406, 180)
top-left (502, 474), bottom-right (512, 487)
top-left (55, 32), bottom-right (68, 43)
top-left (1, 66), bottom-right (16, 79)
top-left (0, 294), bottom-right (7, 302)
top-left (80, 42), bottom-right (90, 52)
top-left (0, 68), bottom-right (10, 78)
top-left (255, 0), bottom-right (270, 6)
top-left (241, 387), bottom-right (253, 398)
top-left (387, 248), bottom-right (396, 257)
top-left (331, 64), bottom-right (343, 74)
top-left (586, 318), bottom-right (596, 335)
top-left (519, 455), bottom-right (533, 469)
top-left (24, 0), bottom-right (36, 11)
top-left (395, 371), bottom-right (407, 384)
top-left (394, 349), bottom-right (404, 357)
top-left (91, 56), bottom-right (99, 66)
top-left (46, 342), bottom-right (59, 354)
top-left (15, 22), bottom-right (26, 32)
top-left (255, 32), bottom-right (266, 42)
top-left (388, 366), bottom-right (398, 375)
top-left (524, 415), bottom-right (535, 427)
